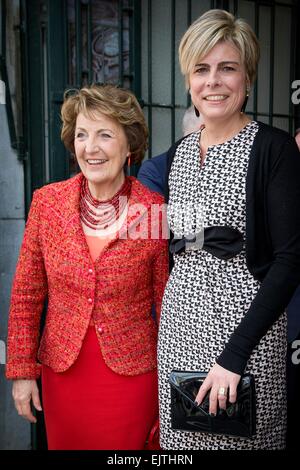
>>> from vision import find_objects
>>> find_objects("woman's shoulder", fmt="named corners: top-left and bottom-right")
top-left (255, 121), bottom-right (295, 145)
top-left (130, 176), bottom-right (165, 205)
top-left (33, 173), bottom-right (82, 201)
top-left (250, 121), bottom-right (299, 168)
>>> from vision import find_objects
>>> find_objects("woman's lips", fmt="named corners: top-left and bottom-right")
top-left (204, 95), bottom-right (228, 101)
top-left (86, 159), bottom-right (108, 165)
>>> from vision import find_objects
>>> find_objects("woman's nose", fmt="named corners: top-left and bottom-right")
top-left (84, 138), bottom-right (100, 153)
top-left (207, 70), bottom-right (221, 87)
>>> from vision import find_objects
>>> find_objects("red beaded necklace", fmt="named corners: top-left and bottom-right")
top-left (80, 177), bottom-right (131, 230)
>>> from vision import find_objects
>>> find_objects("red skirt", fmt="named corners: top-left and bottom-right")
top-left (42, 326), bottom-right (159, 450)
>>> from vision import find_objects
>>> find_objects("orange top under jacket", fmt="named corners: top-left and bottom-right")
top-left (6, 174), bottom-right (169, 379)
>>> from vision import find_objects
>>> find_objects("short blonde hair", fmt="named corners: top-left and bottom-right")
top-left (179, 9), bottom-right (260, 88)
top-left (61, 84), bottom-right (148, 164)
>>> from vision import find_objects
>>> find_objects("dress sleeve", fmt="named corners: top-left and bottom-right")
top-left (6, 190), bottom-right (48, 379)
top-left (217, 138), bottom-right (300, 374)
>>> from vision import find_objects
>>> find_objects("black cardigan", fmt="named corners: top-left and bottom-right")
top-left (165, 121), bottom-right (300, 374)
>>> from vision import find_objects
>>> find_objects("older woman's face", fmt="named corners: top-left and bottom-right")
top-left (74, 112), bottom-right (130, 199)
top-left (189, 41), bottom-right (248, 123)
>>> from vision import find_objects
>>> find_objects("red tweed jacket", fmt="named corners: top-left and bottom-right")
top-left (6, 174), bottom-right (169, 379)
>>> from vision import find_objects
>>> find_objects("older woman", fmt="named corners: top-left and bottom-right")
top-left (6, 84), bottom-right (168, 450)
top-left (158, 9), bottom-right (300, 450)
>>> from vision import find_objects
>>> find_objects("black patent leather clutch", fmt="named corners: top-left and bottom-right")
top-left (169, 370), bottom-right (256, 438)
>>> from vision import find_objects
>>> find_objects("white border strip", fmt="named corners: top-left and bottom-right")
top-left (0, 80), bottom-right (6, 104)
top-left (0, 340), bottom-right (6, 365)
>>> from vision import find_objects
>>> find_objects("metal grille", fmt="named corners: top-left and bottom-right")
top-left (141, 0), bottom-right (299, 159)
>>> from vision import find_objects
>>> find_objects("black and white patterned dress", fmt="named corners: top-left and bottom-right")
top-left (158, 121), bottom-right (287, 450)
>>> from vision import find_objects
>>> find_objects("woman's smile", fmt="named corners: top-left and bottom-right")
top-left (86, 159), bottom-right (108, 166)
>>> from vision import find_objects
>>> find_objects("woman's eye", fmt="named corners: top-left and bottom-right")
top-left (222, 66), bottom-right (235, 72)
top-left (101, 133), bottom-right (112, 138)
top-left (196, 67), bottom-right (208, 74)
top-left (75, 132), bottom-right (85, 138)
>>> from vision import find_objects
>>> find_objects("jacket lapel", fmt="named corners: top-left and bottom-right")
top-left (58, 173), bottom-right (92, 264)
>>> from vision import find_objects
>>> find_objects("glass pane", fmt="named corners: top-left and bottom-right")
top-left (273, 117), bottom-right (289, 132)
top-left (257, 6), bottom-right (271, 116)
top-left (175, 0), bottom-right (189, 107)
top-left (273, 6), bottom-right (291, 115)
top-left (191, 0), bottom-right (211, 21)
top-left (67, 0), bottom-right (130, 86)
top-left (90, 0), bottom-right (126, 84)
top-left (151, 107), bottom-right (172, 157)
top-left (152, 0), bottom-right (172, 104)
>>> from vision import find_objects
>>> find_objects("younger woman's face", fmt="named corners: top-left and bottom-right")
top-left (189, 41), bottom-right (248, 124)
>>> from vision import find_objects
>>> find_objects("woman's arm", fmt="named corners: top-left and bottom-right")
top-left (196, 137), bottom-right (300, 413)
top-left (6, 190), bottom-right (48, 380)
top-left (216, 137), bottom-right (300, 374)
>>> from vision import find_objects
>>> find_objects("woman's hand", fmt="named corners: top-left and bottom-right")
top-left (195, 363), bottom-right (241, 416)
top-left (12, 379), bottom-right (42, 423)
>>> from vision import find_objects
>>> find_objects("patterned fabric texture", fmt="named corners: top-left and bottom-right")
top-left (6, 174), bottom-right (169, 379)
top-left (158, 122), bottom-right (287, 450)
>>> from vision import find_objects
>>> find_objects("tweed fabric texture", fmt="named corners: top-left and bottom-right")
top-left (6, 174), bottom-right (168, 379)
top-left (158, 122), bottom-right (287, 449)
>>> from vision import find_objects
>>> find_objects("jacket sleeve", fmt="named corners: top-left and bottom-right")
top-left (6, 190), bottom-right (48, 380)
top-left (217, 137), bottom-right (300, 374)
top-left (152, 203), bottom-right (169, 325)
top-left (137, 159), bottom-right (163, 195)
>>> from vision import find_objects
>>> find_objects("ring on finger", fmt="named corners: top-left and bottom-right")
top-left (218, 386), bottom-right (227, 396)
